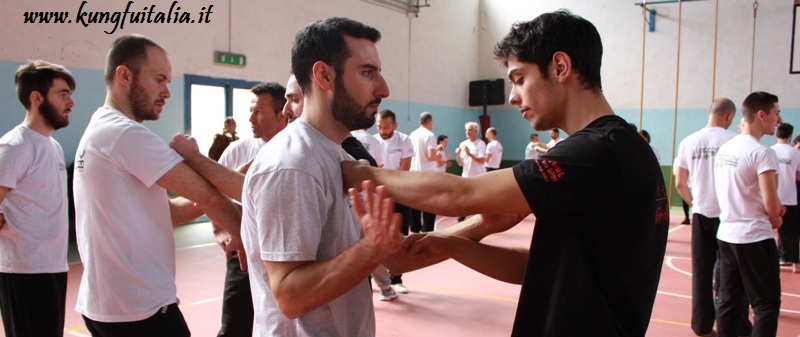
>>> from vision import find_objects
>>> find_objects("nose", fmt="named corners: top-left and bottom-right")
top-left (282, 102), bottom-right (292, 118)
top-left (508, 86), bottom-right (520, 106)
top-left (163, 85), bottom-right (171, 100)
top-left (374, 74), bottom-right (390, 99)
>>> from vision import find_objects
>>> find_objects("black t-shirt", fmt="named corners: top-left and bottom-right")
top-left (342, 136), bottom-right (378, 167)
top-left (511, 115), bottom-right (669, 337)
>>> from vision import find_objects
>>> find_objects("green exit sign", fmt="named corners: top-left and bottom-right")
top-left (214, 51), bottom-right (247, 67)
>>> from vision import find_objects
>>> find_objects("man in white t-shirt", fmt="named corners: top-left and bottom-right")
top-left (485, 127), bottom-right (503, 171)
top-left (673, 98), bottom-right (752, 337)
top-left (0, 61), bottom-right (75, 337)
top-left (714, 91), bottom-right (783, 337)
top-left (373, 109), bottom-right (414, 294)
top-left (213, 82), bottom-right (287, 337)
top-left (455, 122), bottom-right (486, 222)
top-left (241, 18), bottom-right (402, 336)
top-left (771, 123), bottom-right (800, 273)
top-left (352, 129), bottom-right (384, 167)
top-left (73, 35), bottom-right (244, 337)
top-left (524, 133), bottom-right (547, 160)
top-left (408, 112), bottom-right (439, 232)
top-left (547, 128), bottom-right (564, 149)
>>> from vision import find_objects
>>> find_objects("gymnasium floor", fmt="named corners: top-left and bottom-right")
top-left (1, 208), bottom-right (799, 337)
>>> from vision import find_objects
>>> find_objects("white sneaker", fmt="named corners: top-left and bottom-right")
top-left (392, 283), bottom-right (409, 294)
top-left (379, 287), bottom-right (398, 301)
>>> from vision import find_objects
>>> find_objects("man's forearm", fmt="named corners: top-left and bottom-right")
top-left (267, 239), bottom-right (389, 319)
top-left (184, 154), bottom-right (245, 202)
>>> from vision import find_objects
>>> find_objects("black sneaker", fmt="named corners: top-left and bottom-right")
top-left (681, 218), bottom-right (690, 225)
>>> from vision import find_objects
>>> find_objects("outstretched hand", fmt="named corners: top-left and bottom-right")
top-left (170, 133), bottom-right (201, 159)
top-left (349, 180), bottom-right (403, 260)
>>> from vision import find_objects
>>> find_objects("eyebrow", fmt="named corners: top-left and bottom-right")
top-left (507, 68), bottom-right (521, 81)
top-left (360, 64), bottom-right (380, 71)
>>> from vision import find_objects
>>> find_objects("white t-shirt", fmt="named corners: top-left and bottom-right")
top-left (525, 142), bottom-right (546, 160)
top-left (458, 138), bottom-right (487, 177)
top-left (0, 125), bottom-right (68, 274)
top-left (770, 143), bottom-right (800, 206)
top-left (242, 120), bottom-right (374, 337)
top-left (673, 126), bottom-right (736, 217)
top-left (486, 140), bottom-right (503, 169)
top-left (74, 106), bottom-right (183, 322)
top-left (374, 131), bottom-right (413, 171)
top-left (408, 127), bottom-right (437, 172)
top-left (219, 137), bottom-right (264, 170)
top-left (547, 138), bottom-right (563, 149)
top-left (351, 129), bottom-right (384, 167)
top-left (715, 134), bottom-right (778, 244)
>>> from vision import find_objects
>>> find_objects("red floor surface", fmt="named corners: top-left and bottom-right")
top-left (1, 214), bottom-right (799, 336)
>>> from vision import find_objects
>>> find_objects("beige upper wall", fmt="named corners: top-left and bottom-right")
top-left (0, 0), bottom-right (479, 107)
top-left (1, 0), bottom-right (797, 110)
top-left (478, 0), bottom-right (800, 109)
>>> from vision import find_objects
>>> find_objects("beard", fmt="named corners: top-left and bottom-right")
top-left (330, 77), bottom-right (378, 131)
top-left (39, 97), bottom-right (69, 130)
top-left (128, 78), bottom-right (163, 121)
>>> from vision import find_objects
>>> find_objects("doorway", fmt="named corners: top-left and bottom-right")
top-left (184, 74), bottom-right (259, 156)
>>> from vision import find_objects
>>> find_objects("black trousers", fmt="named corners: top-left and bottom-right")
top-left (0, 272), bottom-right (67, 337)
top-left (717, 240), bottom-right (781, 337)
top-left (83, 303), bottom-right (190, 337)
top-left (217, 252), bottom-right (253, 337)
top-left (409, 208), bottom-right (436, 232)
top-left (778, 204), bottom-right (800, 263)
top-left (396, 203), bottom-right (412, 236)
top-left (691, 214), bottom-right (752, 335)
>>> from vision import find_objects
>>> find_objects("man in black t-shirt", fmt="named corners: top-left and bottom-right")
top-left (345, 10), bottom-right (668, 337)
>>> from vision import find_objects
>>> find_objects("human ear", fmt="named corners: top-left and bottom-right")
top-left (551, 52), bottom-right (572, 83)
top-left (311, 61), bottom-right (334, 92)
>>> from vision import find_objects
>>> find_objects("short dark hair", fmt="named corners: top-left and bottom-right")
top-left (530, 133), bottom-right (538, 140)
top-left (487, 127), bottom-right (497, 137)
top-left (742, 91), bottom-right (779, 123)
top-left (291, 17), bottom-right (380, 95)
top-left (420, 112), bottom-right (432, 125)
top-left (378, 109), bottom-right (396, 123)
top-left (437, 134), bottom-right (448, 144)
top-left (105, 34), bottom-right (164, 85)
top-left (15, 60), bottom-right (76, 109)
top-left (792, 135), bottom-right (800, 146)
top-left (251, 82), bottom-right (287, 115)
top-left (639, 130), bottom-right (651, 143)
top-left (776, 123), bottom-right (794, 140)
top-left (493, 10), bottom-right (603, 90)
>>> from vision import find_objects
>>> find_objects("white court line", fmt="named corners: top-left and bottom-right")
top-left (663, 255), bottom-right (800, 312)
top-left (669, 224), bottom-right (688, 234)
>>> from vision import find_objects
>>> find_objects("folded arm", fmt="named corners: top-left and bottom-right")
top-left (266, 182), bottom-right (402, 318)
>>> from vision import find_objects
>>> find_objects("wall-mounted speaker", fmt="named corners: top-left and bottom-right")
top-left (468, 79), bottom-right (505, 106)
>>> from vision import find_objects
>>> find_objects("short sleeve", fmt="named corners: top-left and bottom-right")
top-left (402, 137), bottom-right (414, 159)
top-left (0, 142), bottom-right (28, 190)
top-left (112, 126), bottom-right (183, 187)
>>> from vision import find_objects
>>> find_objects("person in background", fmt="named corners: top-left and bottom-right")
top-left (673, 98), bottom-right (752, 337)
top-left (374, 109), bottom-right (414, 294)
top-left (485, 127), bottom-right (503, 171)
top-left (772, 123), bottom-right (800, 273)
top-left (714, 91), bottom-right (782, 337)
top-left (208, 116), bottom-right (239, 161)
top-left (0, 60), bottom-right (76, 337)
top-left (546, 128), bottom-right (563, 149)
top-left (524, 133), bottom-right (547, 160)
top-left (455, 121), bottom-right (486, 222)
top-left (409, 112), bottom-right (439, 233)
